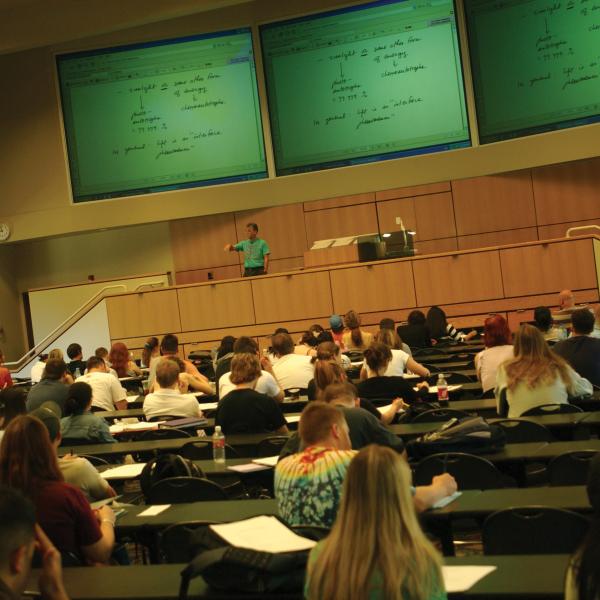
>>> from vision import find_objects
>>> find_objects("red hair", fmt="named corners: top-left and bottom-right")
top-left (483, 315), bottom-right (512, 348)
top-left (108, 342), bottom-right (130, 377)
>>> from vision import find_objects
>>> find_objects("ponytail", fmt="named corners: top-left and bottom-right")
top-left (314, 360), bottom-right (346, 395)
top-left (64, 382), bottom-right (93, 417)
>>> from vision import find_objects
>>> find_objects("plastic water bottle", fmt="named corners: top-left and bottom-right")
top-left (436, 373), bottom-right (449, 404)
top-left (212, 426), bottom-right (226, 463)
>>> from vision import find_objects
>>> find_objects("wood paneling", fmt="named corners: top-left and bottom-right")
top-left (452, 171), bottom-right (536, 235)
top-left (304, 245), bottom-right (359, 268)
top-left (251, 271), bottom-right (333, 323)
top-left (268, 256), bottom-right (304, 274)
top-left (375, 181), bottom-right (451, 202)
top-left (413, 251), bottom-right (504, 306)
top-left (175, 265), bottom-right (242, 285)
top-left (303, 192), bottom-right (375, 212)
top-left (330, 261), bottom-right (416, 315)
top-left (304, 203), bottom-right (379, 246)
top-left (414, 238), bottom-right (458, 255)
top-left (234, 203), bottom-right (308, 260)
top-left (538, 219), bottom-right (600, 241)
top-left (458, 228), bottom-right (538, 250)
top-left (177, 281), bottom-right (255, 331)
top-left (376, 197), bottom-right (417, 234)
top-left (106, 290), bottom-right (181, 339)
top-left (500, 239), bottom-right (598, 297)
top-left (414, 192), bottom-right (456, 240)
top-left (532, 157), bottom-right (600, 225)
top-left (169, 213), bottom-right (238, 272)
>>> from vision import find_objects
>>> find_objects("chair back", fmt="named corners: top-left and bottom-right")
top-left (494, 419), bottom-right (553, 443)
top-left (414, 452), bottom-right (515, 490)
top-left (548, 450), bottom-right (598, 486)
top-left (158, 521), bottom-right (217, 563)
top-left (480, 388), bottom-right (495, 399)
top-left (412, 348), bottom-right (440, 357)
top-left (521, 403), bottom-right (582, 416)
top-left (79, 454), bottom-right (109, 466)
top-left (411, 409), bottom-right (471, 423)
top-left (257, 436), bottom-right (289, 457)
top-left (482, 507), bottom-right (589, 554)
top-left (179, 441), bottom-right (240, 461)
top-left (147, 476), bottom-right (228, 504)
top-left (139, 427), bottom-right (191, 441)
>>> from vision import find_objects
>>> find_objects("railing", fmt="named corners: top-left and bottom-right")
top-left (6, 284), bottom-right (127, 372)
top-left (566, 225), bottom-right (600, 237)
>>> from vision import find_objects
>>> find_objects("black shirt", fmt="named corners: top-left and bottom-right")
top-left (397, 324), bottom-right (431, 349)
top-left (214, 355), bottom-right (233, 400)
top-left (67, 359), bottom-right (87, 377)
top-left (216, 388), bottom-right (286, 434)
top-left (356, 376), bottom-right (419, 404)
top-left (553, 336), bottom-right (600, 387)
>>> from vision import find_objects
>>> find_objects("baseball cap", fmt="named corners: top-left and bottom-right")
top-left (30, 401), bottom-right (62, 442)
top-left (329, 314), bottom-right (343, 329)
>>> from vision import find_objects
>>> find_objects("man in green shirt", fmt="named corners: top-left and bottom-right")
top-left (224, 222), bottom-right (270, 277)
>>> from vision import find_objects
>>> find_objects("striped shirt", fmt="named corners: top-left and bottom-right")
top-left (275, 445), bottom-right (356, 528)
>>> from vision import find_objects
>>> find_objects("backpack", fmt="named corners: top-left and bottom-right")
top-left (398, 400), bottom-right (442, 423)
top-left (140, 453), bottom-right (204, 499)
top-left (406, 416), bottom-right (506, 459)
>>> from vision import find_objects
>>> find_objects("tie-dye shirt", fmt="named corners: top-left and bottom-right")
top-left (275, 445), bottom-right (356, 528)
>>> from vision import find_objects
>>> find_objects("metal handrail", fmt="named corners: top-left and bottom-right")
top-left (5, 284), bottom-right (127, 370)
top-left (566, 225), bottom-right (600, 237)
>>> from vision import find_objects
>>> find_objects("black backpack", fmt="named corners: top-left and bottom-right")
top-left (406, 416), bottom-right (506, 459)
top-left (140, 453), bottom-right (204, 499)
top-left (398, 400), bottom-right (442, 423)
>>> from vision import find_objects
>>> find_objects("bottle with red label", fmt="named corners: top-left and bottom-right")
top-left (212, 425), bottom-right (226, 463)
top-left (436, 373), bottom-right (449, 404)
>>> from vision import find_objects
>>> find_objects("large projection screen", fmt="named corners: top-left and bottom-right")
top-left (260, 0), bottom-right (470, 176)
top-left (57, 28), bottom-right (267, 202)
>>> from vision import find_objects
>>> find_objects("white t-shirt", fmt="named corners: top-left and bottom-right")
top-left (30, 360), bottom-right (46, 383)
top-left (272, 354), bottom-right (315, 390)
top-left (75, 371), bottom-right (127, 411)
top-left (219, 370), bottom-right (281, 399)
top-left (475, 345), bottom-right (514, 393)
top-left (143, 388), bottom-right (202, 420)
top-left (363, 348), bottom-right (410, 377)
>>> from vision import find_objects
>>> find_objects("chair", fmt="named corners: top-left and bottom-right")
top-left (290, 525), bottom-right (330, 541)
top-left (494, 419), bottom-right (553, 443)
top-left (257, 436), bottom-right (289, 457)
top-left (79, 454), bottom-right (109, 466)
top-left (482, 507), bottom-right (589, 555)
top-left (427, 371), bottom-right (473, 385)
top-left (547, 450), bottom-right (599, 486)
top-left (521, 403), bottom-right (583, 416)
top-left (147, 476), bottom-right (228, 504)
top-left (158, 521), bottom-right (217, 563)
top-left (139, 427), bottom-right (191, 441)
top-left (410, 408), bottom-right (471, 423)
top-left (413, 452), bottom-right (515, 490)
top-left (179, 440), bottom-right (240, 460)
top-left (421, 363), bottom-right (440, 373)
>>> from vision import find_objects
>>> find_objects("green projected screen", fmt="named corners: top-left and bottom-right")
top-left (260, 0), bottom-right (470, 175)
top-left (466, 0), bottom-right (600, 143)
top-left (57, 28), bottom-right (266, 202)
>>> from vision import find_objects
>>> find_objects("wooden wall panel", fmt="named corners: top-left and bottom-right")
top-left (452, 171), bottom-right (536, 235)
top-left (330, 262), bottom-right (416, 315)
top-left (413, 251), bottom-right (504, 306)
top-left (538, 219), bottom-right (600, 240)
top-left (169, 213), bottom-right (239, 272)
top-left (414, 192), bottom-right (457, 240)
top-left (304, 203), bottom-right (379, 246)
top-left (234, 203), bottom-right (308, 260)
top-left (458, 227), bottom-right (538, 250)
top-left (175, 265), bottom-right (242, 285)
top-left (375, 181), bottom-right (451, 202)
top-left (376, 197), bottom-right (417, 234)
top-left (414, 238), bottom-right (458, 255)
top-left (303, 192), bottom-right (375, 212)
top-left (252, 271), bottom-right (333, 323)
top-left (178, 281), bottom-right (255, 331)
top-left (268, 256), bottom-right (304, 274)
top-left (500, 239), bottom-right (598, 297)
top-left (106, 290), bottom-right (181, 339)
top-left (532, 157), bottom-right (600, 225)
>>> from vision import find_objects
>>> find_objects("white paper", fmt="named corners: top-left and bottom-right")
top-left (100, 463), bottom-right (146, 480)
top-left (402, 373), bottom-right (420, 379)
top-left (376, 403), bottom-right (402, 415)
top-left (109, 421), bottom-right (163, 434)
top-left (252, 455), bottom-right (279, 467)
top-left (198, 401), bottom-right (218, 410)
top-left (126, 395), bottom-right (140, 403)
top-left (431, 491), bottom-right (462, 509)
top-left (211, 516), bottom-right (316, 553)
top-left (415, 385), bottom-right (462, 393)
top-left (286, 415), bottom-right (301, 423)
top-left (442, 565), bottom-right (496, 592)
top-left (227, 463), bottom-right (270, 473)
top-left (137, 505), bottom-right (171, 517)
top-left (331, 235), bottom-right (358, 247)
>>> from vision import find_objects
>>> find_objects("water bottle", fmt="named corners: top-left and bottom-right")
top-left (212, 426), bottom-right (226, 463)
top-left (436, 373), bottom-right (449, 404)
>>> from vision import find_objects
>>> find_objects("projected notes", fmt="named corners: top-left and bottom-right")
top-left (58, 29), bottom-right (266, 201)
top-left (466, 0), bottom-right (600, 141)
top-left (261, 0), bottom-right (470, 175)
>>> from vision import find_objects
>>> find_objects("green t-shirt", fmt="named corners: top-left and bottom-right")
top-left (234, 238), bottom-right (270, 268)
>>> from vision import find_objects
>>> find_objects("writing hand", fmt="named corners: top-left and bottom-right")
top-left (432, 473), bottom-right (458, 496)
top-left (35, 525), bottom-right (69, 600)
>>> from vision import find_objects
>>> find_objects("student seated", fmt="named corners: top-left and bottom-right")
top-left (379, 317), bottom-right (413, 355)
top-left (75, 356), bottom-right (127, 411)
top-left (533, 306), bottom-right (567, 342)
top-left (294, 331), bottom-right (319, 357)
top-left (0, 486), bottom-right (69, 600)
top-left (495, 324), bottom-right (592, 418)
top-left (213, 335), bottom-right (236, 385)
top-left (342, 310), bottom-right (373, 351)
top-left (30, 353), bottom-right (48, 384)
top-left (108, 342), bottom-right (142, 378)
top-left (141, 336), bottom-right (160, 369)
top-left (66, 343), bottom-right (87, 377)
top-left (216, 353), bottom-right (288, 435)
top-left (305, 444), bottom-right (448, 600)
top-left (271, 333), bottom-right (315, 391)
top-left (26, 359), bottom-right (70, 413)
top-left (427, 306), bottom-right (477, 343)
top-left (0, 415), bottom-right (116, 564)
top-left (475, 315), bottom-right (514, 393)
top-left (33, 401), bottom-right (116, 501)
top-left (60, 382), bottom-right (115, 444)
top-left (143, 358), bottom-right (204, 420)
top-left (275, 402), bottom-right (456, 528)
top-left (397, 310), bottom-right (432, 349)
top-left (0, 387), bottom-right (26, 443)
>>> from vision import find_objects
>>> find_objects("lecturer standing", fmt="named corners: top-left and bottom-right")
top-left (225, 222), bottom-right (270, 277)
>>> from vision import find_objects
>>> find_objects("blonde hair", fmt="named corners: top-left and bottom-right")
top-left (307, 445), bottom-right (443, 600)
top-left (230, 353), bottom-right (261, 385)
top-left (374, 328), bottom-right (402, 350)
top-left (48, 348), bottom-right (64, 361)
top-left (504, 324), bottom-right (573, 391)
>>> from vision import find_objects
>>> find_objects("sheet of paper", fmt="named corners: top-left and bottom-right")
top-left (402, 373), bottom-right (420, 379)
top-left (252, 455), bottom-right (279, 467)
top-left (331, 235), bottom-right (358, 247)
top-left (100, 463), bottom-right (146, 480)
top-left (198, 401), bottom-right (218, 410)
top-left (211, 516), bottom-right (316, 553)
top-left (431, 491), bottom-right (462, 509)
top-left (415, 385), bottom-right (462, 393)
top-left (90, 495), bottom-right (122, 509)
top-left (286, 415), bottom-right (301, 423)
top-left (227, 463), bottom-right (269, 473)
top-left (126, 395), bottom-right (140, 403)
top-left (442, 565), bottom-right (497, 592)
top-left (137, 505), bottom-right (171, 517)
top-left (310, 238), bottom-right (335, 249)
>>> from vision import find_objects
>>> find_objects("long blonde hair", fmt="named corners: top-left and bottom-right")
top-left (504, 324), bottom-right (573, 391)
top-left (307, 445), bottom-right (443, 600)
